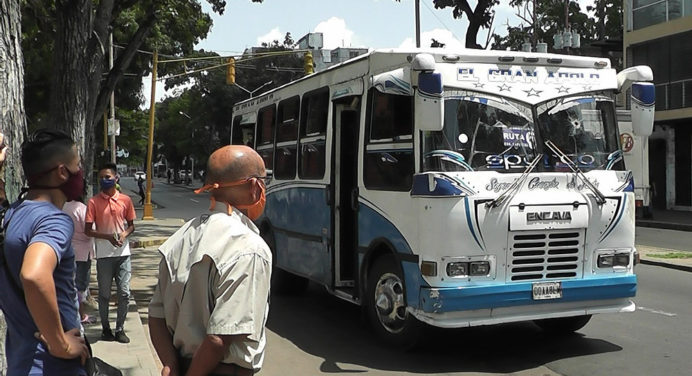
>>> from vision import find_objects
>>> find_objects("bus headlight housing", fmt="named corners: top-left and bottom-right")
top-left (596, 249), bottom-right (631, 270)
top-left (446, 261), bottom-right (491, 277)
top-left (470, 261), bottom-right (490, 276)
top-left (446, 262), bottom-right (468, 277)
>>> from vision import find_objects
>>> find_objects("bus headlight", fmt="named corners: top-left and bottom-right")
top-left (470, 261), bottom-right (490, 276)
top-left (446, 262), bottom-right (468, 277)
top-left (614, 253), bottom-right (630, 267)
top-left (597, 254), bottom-right (614, 268)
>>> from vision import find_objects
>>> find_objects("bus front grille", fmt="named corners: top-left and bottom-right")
top-left (507, 230), bottom-right (584, 282)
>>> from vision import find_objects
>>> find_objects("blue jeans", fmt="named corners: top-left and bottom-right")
top-left (75, 260), bottom-right (92, 293)
top-left (96, 256), bottom-right (131, 332)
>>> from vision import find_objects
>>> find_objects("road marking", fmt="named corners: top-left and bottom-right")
top-left (637, 306), bottom-right (677, 317)
top-left (190, 199), bottom-right (199, 203)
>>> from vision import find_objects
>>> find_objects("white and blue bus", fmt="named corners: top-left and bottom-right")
top-left (231, 49), bottom-right (655, 346)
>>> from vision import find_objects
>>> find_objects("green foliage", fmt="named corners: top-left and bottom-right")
top-left (492, 0), bottom-right (623, 57)
top-left (20, 0), bottom-right (265, 169)
top-left (156, 33), bottom-right (303, 172)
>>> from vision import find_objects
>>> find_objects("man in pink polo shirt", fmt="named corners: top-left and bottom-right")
top-left (85, 162), bottom-right (136, 344)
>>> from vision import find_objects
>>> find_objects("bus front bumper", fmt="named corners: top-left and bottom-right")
top-left (410, 275), bottom-right (636, 328)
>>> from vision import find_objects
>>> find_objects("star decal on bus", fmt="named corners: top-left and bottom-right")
top-left (524, 88), bottom-right (542, 97)
top-left (474, 82), bottom-right (485, 88)
top-left (498, 83), bottom-right (512, 92)
top-left (557, 86), bottom-right (570, 93)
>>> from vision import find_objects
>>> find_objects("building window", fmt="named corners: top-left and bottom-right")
top-left (299, 87), bottom-right (329, 180)
top-left (631, 0), bottom-right (689, 30)
top-left (256, 104), bottom-right (275, 170)
top-left (363, 89), bottom-right (414, 191)
top-left (629, 30), bottom-right (692, 111)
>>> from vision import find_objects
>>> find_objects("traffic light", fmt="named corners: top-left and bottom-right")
top-left (226, 57), bottom-right (236, 84)
top-left (304, 51), bottom-right (314, 75)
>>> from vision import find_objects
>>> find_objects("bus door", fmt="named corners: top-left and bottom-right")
top-left (332, 101), bottom-right (360, 288)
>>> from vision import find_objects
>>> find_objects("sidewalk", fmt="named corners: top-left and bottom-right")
top-left (636, 208), bottom-right (692, 232)
top-left (86, 217), bottom-right (183, 376)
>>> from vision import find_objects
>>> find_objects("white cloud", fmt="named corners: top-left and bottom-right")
top-left (256, 27), bottom-right (284, 46)
top-left (314, 17), bottom-right (355, 49)
top-left (399, 28), bottom-right (465, 50)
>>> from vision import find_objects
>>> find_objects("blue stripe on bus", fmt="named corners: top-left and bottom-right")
top-left (419, 275), bottom-right (637, 313)
top-left (600, 195), bottom-right (626, 242)
top-left (464, 197), bottom-right (483, 250)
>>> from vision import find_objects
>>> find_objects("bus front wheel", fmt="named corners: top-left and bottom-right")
top-left (365, 255), bottom-right (422, 348)
top-left (534, 315), bottom-right (592, 335)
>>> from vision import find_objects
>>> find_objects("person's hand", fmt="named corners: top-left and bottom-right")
top-left (0, 132), bottom-right (7, 166)
top-left (161, 365), bottom-right (178, 376)
top-left (108, 237), bottom-right (123, 247)
top-left (108, 233), bottom-right (124, 247)
top-left (35, 328), bottom-right (89, 365)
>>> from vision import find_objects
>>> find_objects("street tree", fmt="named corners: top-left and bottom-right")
top-left (491, 0), bottom-right (595, 53)
top-left (22, 0), bottom-right (263, 193)
top-left (432, 0), bottom-right (499, 49)
top-left (157, 33), bottom-right (303, 173)
top-left (0, 0), bottom-right (26, 203)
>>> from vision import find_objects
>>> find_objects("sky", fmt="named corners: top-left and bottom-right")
top-left (143, 0), bottom-right (596, 103)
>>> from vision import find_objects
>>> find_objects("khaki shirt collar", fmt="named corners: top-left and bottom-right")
top-left (158, 202), bottom-right (260, 282)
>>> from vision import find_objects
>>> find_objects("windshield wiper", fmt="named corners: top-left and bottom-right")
top-left (545, 140), bottom-right (606, 205)
top-left (486, 153), bottom-right (543, 208)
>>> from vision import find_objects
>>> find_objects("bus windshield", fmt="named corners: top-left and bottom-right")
top-left (422, 90), bottom-right (537, 173)
top-left (422, 91), bottom-right (623, 173)
top-left (537, 95), bottom-right (621, 172)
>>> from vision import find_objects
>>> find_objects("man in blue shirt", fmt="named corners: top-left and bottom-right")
top-left (0, 129), bottom-right (89, 375)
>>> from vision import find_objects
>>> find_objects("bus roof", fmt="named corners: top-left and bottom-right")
top-left (233, 48), bottom-right (613, 111)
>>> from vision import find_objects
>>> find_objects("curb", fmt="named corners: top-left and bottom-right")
top-left (636, 221), bottom-right (692, 232)
top-left (130, 238), bottom-right (168, 249)
top-left (640, 258), bottom-right (692, 272)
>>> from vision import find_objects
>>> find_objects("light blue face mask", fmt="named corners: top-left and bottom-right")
top-left (100, 178), bottom-right (116, 190)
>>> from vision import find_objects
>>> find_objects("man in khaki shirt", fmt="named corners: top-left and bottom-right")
top-left (149, 146), bottom-right (271, 376)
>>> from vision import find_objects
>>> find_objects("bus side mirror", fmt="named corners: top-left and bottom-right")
top-left (630, 82), bottom-right (655, 137)
top-left (415, 72), bottom-right (444, 132)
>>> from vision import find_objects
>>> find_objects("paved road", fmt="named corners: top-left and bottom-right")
top-left (124, 181), bottom-right (692, 375)
top-left (120, 177), bottom-right (208, 220)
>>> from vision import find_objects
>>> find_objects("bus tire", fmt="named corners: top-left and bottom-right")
top-left (533, 314), bottom-right (592, 335)
top-left (261, 229), bottom-right (308, 295)
top-left (365, 255), bottom-right (422, 349)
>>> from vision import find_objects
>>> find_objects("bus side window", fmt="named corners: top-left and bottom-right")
top-left (275, 97), bottom-right (300, 180)
top-left (364, 89), bottom-right (414, 191)
top-left (231, 115), bottom-right (256, 148)
top-left (369, 90), bottom-right (413, 141)
top-left (256, 104), bottom-right (276, 171)
top-left (299, 87), bottom-right (329, 180)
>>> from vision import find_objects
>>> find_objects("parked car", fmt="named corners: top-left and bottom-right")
top-left (178, 170), bottom-right (190, 180)
top-left (134, 171), bottom-right (146, 181)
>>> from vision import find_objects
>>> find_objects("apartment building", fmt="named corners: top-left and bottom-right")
top-left (624, 0), bottom-right (692, 211)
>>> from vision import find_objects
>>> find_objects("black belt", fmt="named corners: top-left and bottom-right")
top-left (178, 357), bottom-right (255, 376)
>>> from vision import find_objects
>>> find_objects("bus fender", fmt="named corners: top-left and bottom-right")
top-left (359, 238), bottom-right (424, 310)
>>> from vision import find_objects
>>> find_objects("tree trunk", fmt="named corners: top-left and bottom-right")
top-left (0, 0), bottom-right (27, 371)
top-left (0, 0), bottom-right (27, 200)
top-left (49, 0), bottom-right (91, 162)
top-left (465, 19), bottom-right (483, 49)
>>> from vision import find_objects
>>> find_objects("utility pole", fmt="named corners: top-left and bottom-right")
top-left (109, 33), bottom-right (116, 164)
top-left (415, 0), bottom-right (421, 48)
top-left (143, 50), bottom-right (158, 220)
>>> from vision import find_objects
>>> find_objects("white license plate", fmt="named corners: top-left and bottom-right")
top-left (532, 281), bottom-right (562, 300)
